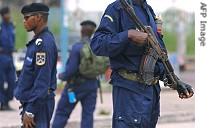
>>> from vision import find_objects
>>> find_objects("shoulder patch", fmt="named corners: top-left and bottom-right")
top-left (36, 52), bottom-right (46, 66)
top-left (35, 38), bottom-right (43, 46)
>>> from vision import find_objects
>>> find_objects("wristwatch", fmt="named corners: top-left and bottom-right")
top-left (25, 111), bottom-right (35, 118)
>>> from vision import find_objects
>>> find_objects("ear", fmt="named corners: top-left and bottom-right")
top-left (37, 14), bottom-right (42, 22)
top-left (33, 14), bottom-right (41, 23)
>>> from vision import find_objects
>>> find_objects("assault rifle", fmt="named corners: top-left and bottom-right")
top-left (120, 0), bottom-right (194, 98)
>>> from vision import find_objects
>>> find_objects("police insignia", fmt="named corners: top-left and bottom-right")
top-left (35, 38), bottom-right (42, 46)
top-left (36, 52), bottom-right (46, 66)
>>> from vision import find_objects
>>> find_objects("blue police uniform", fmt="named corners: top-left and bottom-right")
top-left (14, 27), bottom-right (58, 127)
top-left (91, 0), bottom-right (165, 127)
top-left (52, 39), bottom-right (98, 128)
top-left (0, 21), bottom-right (16, 107)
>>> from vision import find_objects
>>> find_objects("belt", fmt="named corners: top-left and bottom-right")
top-left (67, 75), bottom-right (96, 85)
top-left (117, 69), bottom-right (159, 85)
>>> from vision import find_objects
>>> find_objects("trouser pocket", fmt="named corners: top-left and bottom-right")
top-left (113, 112), bottom-right (151, 128)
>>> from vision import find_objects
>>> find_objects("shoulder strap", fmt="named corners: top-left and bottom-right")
top-left (81, 39), bottom-right (94, 56)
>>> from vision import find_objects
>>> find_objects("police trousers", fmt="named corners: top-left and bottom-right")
top-left (112, 86), bottom-right (160, 128)
top-left (52, 87), bottom-right (97, 128)
top-left (21, 93), bottom-right (55, 128)
top-left (0, 55), bottom-right (16, 104)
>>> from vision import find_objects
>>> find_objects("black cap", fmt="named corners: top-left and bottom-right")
top-left (0, 6), bottom-right (10, 16)
top-left (80, 20), bottom-right (97, 28)
top-left (21, 3), bottom-right (49, 15)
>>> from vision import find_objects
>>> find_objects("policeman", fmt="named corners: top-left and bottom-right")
top-left (91, 0), bottom-right (193, 128)
top-left (0, 6), bottom-right (16, 110)
top-left (14, 3), bottom-right (57, 128)
top-left (52, 20), bottom-right (98, 128)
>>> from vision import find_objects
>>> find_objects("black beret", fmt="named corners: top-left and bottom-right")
top-left (0, 7), bottom-right (10, 16)
top-left (80, 20), bottom-right (97, 28)
top-left (21, 3), bottom-right (49, 14)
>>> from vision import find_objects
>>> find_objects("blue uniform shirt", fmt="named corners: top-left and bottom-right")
top-left (14, 27), bottom-right (58, 114)
top-left (59, 40), bottom-right (98, 92)
top-left (91, 0), bottom-right (165, 97)
top-left (0, 21), bottom-right (15, 53)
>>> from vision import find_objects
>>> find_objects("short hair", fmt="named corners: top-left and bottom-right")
top-left (39, 13), bottom-right (48, 22)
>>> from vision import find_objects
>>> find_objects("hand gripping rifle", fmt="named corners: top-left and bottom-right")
top-left (120, 0), bottom-right (194, 98)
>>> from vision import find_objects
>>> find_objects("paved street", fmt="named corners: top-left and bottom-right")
top-left (157, 122), bottom-right (194, 128)
top-left (0, 70), bottom-right (194, 128)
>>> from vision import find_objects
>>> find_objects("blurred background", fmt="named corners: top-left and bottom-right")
top-left (0, 0), bottom-right (195, 128)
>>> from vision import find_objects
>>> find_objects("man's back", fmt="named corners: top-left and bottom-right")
top-left (60, 41), bottom-right (98, 92)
